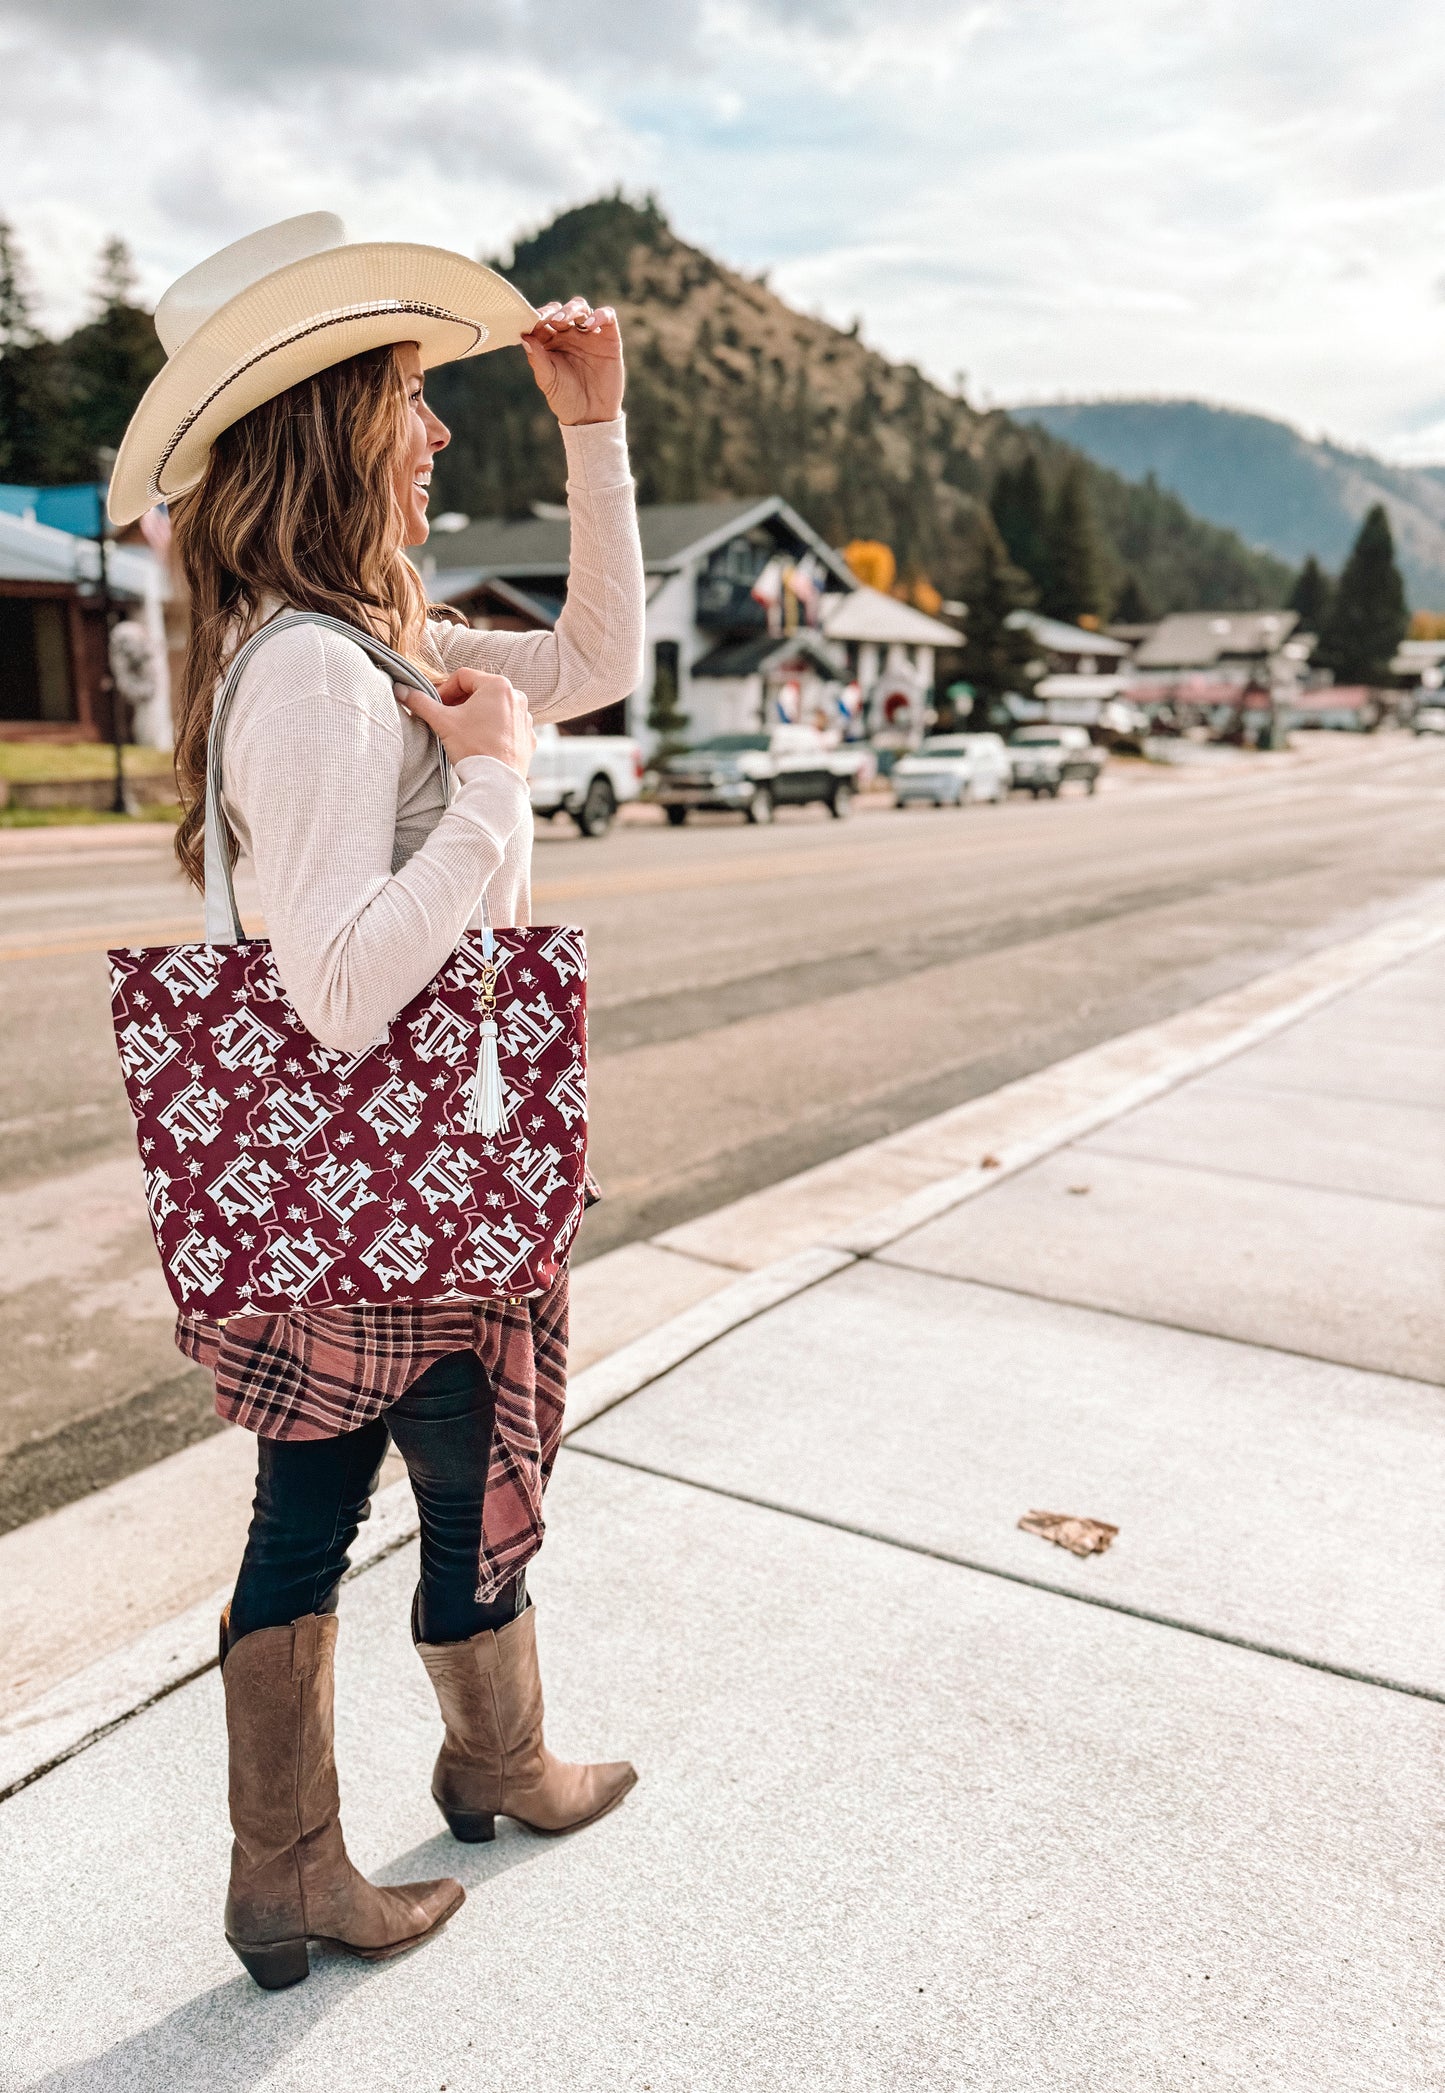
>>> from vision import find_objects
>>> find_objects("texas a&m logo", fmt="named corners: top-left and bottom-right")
top-left (144, 1165), bottom-right (179, 1229)
top-left (252, 1228), bottom-right (336, 1300)
top-left (409, 1142), bottom-right (479, 1216)
top-left (307, 1155), bottom-right (380, 1224)
top-left (250, 1081), bottom-right (334, 1151)
top-left (158, 1080), bottom-right (227, 1151)
top-left (212, 1005), bottom-right (286, 1075)
top-left (307, 1038), bottom-right (383, 1080)
top-left (152, 945), bottom-right (222, 1006)
top-left (448, 1211), bottom-right (537, 1292)
top-left (547, 1064), bottom-right (586, 1129)
top-left (499, 994), bottom-right (564, 1065)
top-left (117, 1014), bottom-right (180, 1086)
top-left (206, 1151), bottom-right (285, 1226)
top-left (537, 928), bottom-right (583, 985)
top-left (360, 1218), bottom-right (433, 1291)
top-left (170, 1227), bottom-right (228, 1300)
top-left (358, 1073), bottom-right (429, 1143)
top-left (408, 1002), bottom-right (474, 1067)
top-left (505, 1136), bottom-right (569, 1214)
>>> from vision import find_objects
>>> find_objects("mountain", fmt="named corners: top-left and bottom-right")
top-left (426, 198), bottom-right (1291, 616)
top-left (1014, 398), bottom-right (1445, 610)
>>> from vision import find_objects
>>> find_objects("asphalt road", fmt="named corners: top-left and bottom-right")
top-left (2, 731), bottom-right (1442, 1530)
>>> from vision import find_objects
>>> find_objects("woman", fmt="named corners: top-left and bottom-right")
top-left (109, 215), bottom-right (645, 1990)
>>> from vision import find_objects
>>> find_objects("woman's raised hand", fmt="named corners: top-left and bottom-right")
top-left (521, 297), bottom-right (624, 426)
top-left (402, 668), bottom-right (536, 777)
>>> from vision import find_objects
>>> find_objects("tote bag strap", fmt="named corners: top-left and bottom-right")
top-left (203, 611), bottom-right (491, 954)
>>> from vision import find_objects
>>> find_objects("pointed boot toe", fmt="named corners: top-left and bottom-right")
top-left (337, 1874), bottom-right (466, 1962)
top-left (222, 1615), bottom-right (465, 1988)
top-left (416, 1604), bottom-right (638, 1841)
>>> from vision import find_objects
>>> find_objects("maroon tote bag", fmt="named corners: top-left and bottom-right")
top-left (107, 613), bottom-right (589, 1319)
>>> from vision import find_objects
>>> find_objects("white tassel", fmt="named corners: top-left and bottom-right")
top-left (463, 1017), bottom-right (507, 1136)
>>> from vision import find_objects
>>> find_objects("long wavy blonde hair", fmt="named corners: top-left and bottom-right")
top-left (168, 344), bottom-right (431, 890)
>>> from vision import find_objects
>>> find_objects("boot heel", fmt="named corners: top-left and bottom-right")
top-left (228, 1935), bottom-right (310, 1989)
top-left (442, 1807), bottom-right (496, 1843)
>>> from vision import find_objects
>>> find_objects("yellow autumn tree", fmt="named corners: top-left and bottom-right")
top-left (1408, 610), bottom-right (1445, 639)
top-left (842, 540), bottom-right (896, 593)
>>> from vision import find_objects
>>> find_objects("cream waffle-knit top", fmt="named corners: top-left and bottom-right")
top-left (219, 416), bottom-right (644, 1054)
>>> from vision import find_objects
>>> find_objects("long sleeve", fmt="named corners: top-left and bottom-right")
top-left (221, 623), bottom-right (530, 1053)
top-left (436, 416), bottom-right (645, 723)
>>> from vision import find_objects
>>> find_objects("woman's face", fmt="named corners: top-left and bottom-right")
top-left (394, 342), bottom-right (450, 545)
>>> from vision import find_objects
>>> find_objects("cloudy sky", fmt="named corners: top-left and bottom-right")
top-left (4, 0), bottom-right (1445, 460)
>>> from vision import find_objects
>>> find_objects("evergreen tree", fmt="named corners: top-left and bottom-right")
top-left (94, 236), bottom-right (139, 312)
top-left (1317, 505), bottom-right (1407, 686)
top-left (953, 510), bottom-right (1036, 723)
top-left (1113, 572), bottom-right (1152, 623)
top-left (990, 453), bottom-right (1048, 586)
top-left (0, 217), bottom-right (59, 480)
top-left (50, 238), bottom-right (165, 473)
top-left (646, 640), bottom-right (689, 754)
top-left (1040, 460), bottom-right (1106, 624)
top-left (1287, 553), bottom-right (1332, 635)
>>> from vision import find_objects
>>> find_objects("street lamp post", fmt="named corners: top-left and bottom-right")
top-left (93, 449), bottom-right (127, 816)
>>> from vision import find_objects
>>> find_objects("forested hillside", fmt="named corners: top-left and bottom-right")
top-left (1017, 397), bottom-right (1445, 609)
top-left (428, 198), bottom-right (1291, 617)
top-left (0, 198), bottom-right (1293, 618)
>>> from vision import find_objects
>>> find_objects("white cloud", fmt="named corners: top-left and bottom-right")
top-left (3, 0), bottom-right (1445, 456)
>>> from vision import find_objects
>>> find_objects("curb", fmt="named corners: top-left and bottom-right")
top-left (3, 895), bottom-right (1442, 1802)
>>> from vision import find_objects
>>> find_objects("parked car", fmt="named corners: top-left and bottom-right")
top-left (892, 733), bottom-right (1012, 808)
top-left (648, 726), bottom-right (867, 825)
top-left (1412, 705), bottom-right (1445, 736)
top-left (1007, 724), bottom-right (1107, 797)
top-left (528, 721), bottom-right (643, 837)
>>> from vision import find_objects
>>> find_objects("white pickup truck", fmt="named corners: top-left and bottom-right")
top-left (528, 722), bottom-right (644, 837)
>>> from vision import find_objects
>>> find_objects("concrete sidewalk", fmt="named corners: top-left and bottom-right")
top-left (2, 934), bottom-right (1442, 2089)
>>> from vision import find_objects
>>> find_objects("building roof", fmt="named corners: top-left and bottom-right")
top-left (691, 630), bottom-right (845, 680)
top-left (1133, 610), bottom-right (1299, 670)
top-left (0, 509), bottom-right (160, 597)
top-left (0, 481), bottom-right (106, 535)
top-left (1004, 609), bottom-right (1132, 659)
top-left (427, 572), bottom-right (559, 626)
top-left (415, 495), bottom-right (858, 589)
top-left (821, 585), bottom-right (961, 647)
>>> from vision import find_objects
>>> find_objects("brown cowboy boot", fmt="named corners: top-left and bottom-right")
top-left (222, 1612), bottom-right (464, 1989)
top-left (416, 1603), bottom-right (636, 1842)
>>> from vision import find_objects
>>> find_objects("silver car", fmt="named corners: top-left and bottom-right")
top-left (892, 733), bottom-right (1012, 808)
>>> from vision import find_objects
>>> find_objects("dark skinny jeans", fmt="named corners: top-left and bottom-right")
top-left (228, 1350), bottom-right (524, 1648)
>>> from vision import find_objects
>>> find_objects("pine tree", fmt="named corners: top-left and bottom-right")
top-left (1113, 572), bottom-right (1152, 623)
top-left (51, 237), bottom-right (165, 472)
top-left (1287, 553), bottom-right (1332, 636)
top-left (646, 640), bottom-right (690, 755)
top-left (953, 511), bottom-right (1036, 723)
top-left (0, 217), bottom-right (58, 480)
top-left (1039, 461), bottom-right (1106, 623)
top-left (93, 236), bottom-right (139, 313)
top-left (990, 453), bottom-right (1048, 586)
top-left (1318, 505), bottom-right (1408, 686)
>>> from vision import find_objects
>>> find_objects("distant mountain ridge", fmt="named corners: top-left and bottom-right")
top-left (425, 198), bottom-right (1292, 617)
top-left (1014, 398), bottom-right (1445, 608)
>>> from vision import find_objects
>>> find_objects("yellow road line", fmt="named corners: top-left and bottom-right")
top-left (0, 920), bottom-right (209, 963)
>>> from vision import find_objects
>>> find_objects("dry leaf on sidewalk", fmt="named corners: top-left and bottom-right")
top-left (1018, 1509), bottom-right (1119, 1557)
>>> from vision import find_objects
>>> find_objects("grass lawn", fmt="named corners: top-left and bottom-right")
top-left (0, 804), bottom-right (181, 828)
top-left (0, 743), bottom-right (176, 782)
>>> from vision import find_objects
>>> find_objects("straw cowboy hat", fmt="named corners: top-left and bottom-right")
top-left (109, 211), bottom-right (539, 525)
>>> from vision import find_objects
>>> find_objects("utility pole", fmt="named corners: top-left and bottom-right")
top-left (93, 448), bottom-right (126, 816)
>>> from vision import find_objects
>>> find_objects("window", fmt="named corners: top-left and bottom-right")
top-left (0, 599), bottom-right (75, 722)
